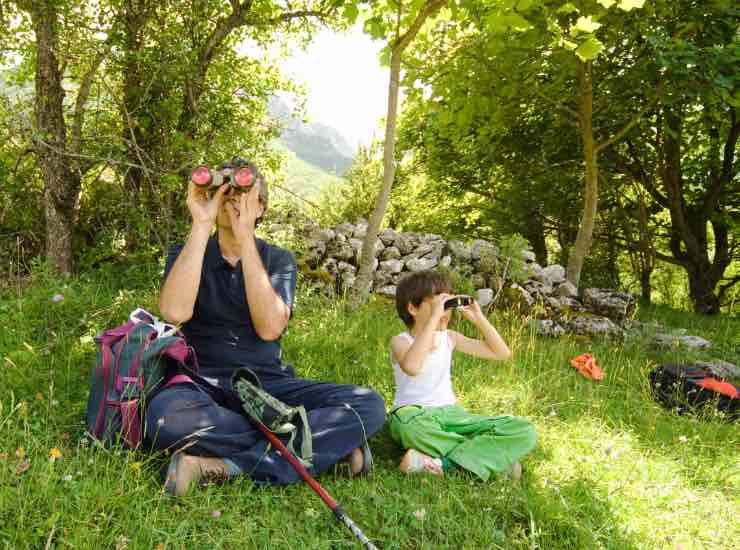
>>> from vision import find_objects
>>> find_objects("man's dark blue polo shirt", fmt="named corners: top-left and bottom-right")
top-left (164, 235), bottom-right (297, 384)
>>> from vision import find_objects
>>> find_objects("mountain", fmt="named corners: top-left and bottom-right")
top-left (269, 96), bottom-right (355, 176)
top-left (273, 141), bottom-right (343, 201)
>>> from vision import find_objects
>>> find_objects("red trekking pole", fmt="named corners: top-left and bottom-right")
top-left (252, 420), bottom-right (379, 549)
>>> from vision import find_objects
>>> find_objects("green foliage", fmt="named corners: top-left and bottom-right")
top-left (313, 141), bottom-right (398, 227)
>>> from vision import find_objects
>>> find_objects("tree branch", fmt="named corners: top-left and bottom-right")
top-left (71, 40), bottom-right (112, 164)
top-left (718, 275), bottom-right (740, 301)
top-left (703, 108), bottom-right (740, 215)
top-left (595, 83), bottom-right (663, 154)
top-left (529, 86), bottom-right (580, 127)
top-left (394, 0), bottom-right (447, 53)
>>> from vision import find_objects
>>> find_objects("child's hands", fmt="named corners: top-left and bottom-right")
top-left (459, 299), bottom-right (485, 324)
top-left (430, 293), bottom-right (453, 320)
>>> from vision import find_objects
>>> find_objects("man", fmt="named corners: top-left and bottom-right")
top-left (148, 157), bottom-right (385, 495)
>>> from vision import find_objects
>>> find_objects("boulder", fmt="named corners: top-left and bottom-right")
top-left (535, 319), bottom-right (566, 337)
top-left (528, 263), bottom-right (544, 280)
top-left (406, 257), bottom-right (438, 272)
top-left (439, 255), bottom-right (452, 268)
top-left (522, 279), bottom-right (553, 298)
top-left (521, 250), bottom-right (536, 263)
top-left (535, 264), bottom-right (566, 286)
top-left (373, 269), bottom-right (395, 287)
top-left (327, 240), bottom-right (354, 262)
top-left (334, 222), bottom-right (355, 238)
top-left (348, 238), bottom-right (363, 252)
top-left (476, 288), bottom-right (494, 307)
top-left (379, 259), bottom-right (404, 274)
top-left (336, 261), bottom-right (356, 274)
top-left (556, 296), bottom-right (585, 312)
top-left (652, 333), bottom-right (712, 351)
top-left (379, 228), bottom-right (398, 246)
top-left (381, 246), bottom-right (401, 261)
top-left (563, 315), bottom-right (623, 338)
top-left (446, 240), bottom-right (472, 262)
top-left (353, 219), bottom-right (369, 239)
top-left (554, 281), bottom-right (578, 298)
top-left (395, 233), bottom-right (417, 255)
top-left (376, 285), bottom-right (397, 297)
top-left (303, 244), bottom-right (325, 268)
top-left (306, 227), bottom-right (335, 243)
top-left (471, 239), bottom-right (499, 261)
top-left (583, 288), bottom-right (636, 322)
top-left (321, 257), bottom-right (338, 274)
top-left (408, 243), bottom-right (434, 259)
top-left (505, 283), bottom-right (535, 308)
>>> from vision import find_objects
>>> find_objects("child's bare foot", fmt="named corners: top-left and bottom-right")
top-left (505, 462), bottom-right (522, 483)
top-left (399, 449), bottom-right (444, 475)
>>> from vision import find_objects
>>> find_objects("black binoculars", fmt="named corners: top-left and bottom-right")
top-left (444, 296), bottom-right (472, 309)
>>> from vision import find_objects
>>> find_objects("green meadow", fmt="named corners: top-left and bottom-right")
top-left (1, 263), bottom-right (738, 549)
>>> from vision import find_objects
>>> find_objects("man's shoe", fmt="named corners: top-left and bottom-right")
top-left (164, 453), bottom-right (229, 497)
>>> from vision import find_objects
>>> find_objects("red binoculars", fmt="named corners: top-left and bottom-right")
top-left (190, 164), bottom-right (255, 191)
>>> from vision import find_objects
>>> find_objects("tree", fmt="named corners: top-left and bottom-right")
top-left (347, 0), bottom-right (448, 310)
top-left (605, 0), bottom-right (740, 313)
top-left (2, 0), bottom-right (344, 271)
top-left (8, 1), bottom-right (112, 274)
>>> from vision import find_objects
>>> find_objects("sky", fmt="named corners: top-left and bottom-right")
top-left (279, 25), bottom-right (391, 150)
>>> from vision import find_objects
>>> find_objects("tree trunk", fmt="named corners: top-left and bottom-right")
top-left (640, 269), bottom-right (652, 303)
top-left (687, 265), bottom-right (721, 314)
top-left (347, 47), bottom-right (403, 310)
top-left (659, 108), bottom-right (735, 314)
top-left (566, 61), bottom-right (598, 289)
top-left (523, 212), bottom-right (547, 266)
top-left (30, 3), bottom-right (79, 275)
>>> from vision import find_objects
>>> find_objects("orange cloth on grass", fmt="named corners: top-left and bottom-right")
top-left (569, 353), bottom-right (604, 381)
top-left (696, 378), bottom-right (739, 399)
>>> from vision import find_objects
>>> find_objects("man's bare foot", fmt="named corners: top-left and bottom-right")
top-left (164, 453), bottom-right (229, 497)
top-left (348, 447), bottom-right (364, 475)
top-left (399, 449), bottom-right (444, 475)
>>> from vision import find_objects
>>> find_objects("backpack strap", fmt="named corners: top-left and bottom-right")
top-left (232, 368), bottom-right (313, 468)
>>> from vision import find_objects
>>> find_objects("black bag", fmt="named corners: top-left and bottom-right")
top-left (649, 363), bottom-right (739, 421)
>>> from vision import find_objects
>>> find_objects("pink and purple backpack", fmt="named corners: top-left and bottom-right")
top-left (85, 308), bottom-right (198, 448)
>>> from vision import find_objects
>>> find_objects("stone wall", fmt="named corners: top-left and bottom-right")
top-left (297, 219), bottom-right (637, 338)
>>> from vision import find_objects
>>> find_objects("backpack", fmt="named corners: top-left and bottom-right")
top-left (85, 308), bottom-right (198, 448)
top-left (649, 363), bottom-right (739, 421)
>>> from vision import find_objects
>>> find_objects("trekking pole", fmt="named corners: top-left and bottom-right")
top-left (252, 420), bottom-right (379, 550)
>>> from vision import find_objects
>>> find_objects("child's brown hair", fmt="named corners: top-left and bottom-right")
top-left (395, 270), bottom-right (453, 327)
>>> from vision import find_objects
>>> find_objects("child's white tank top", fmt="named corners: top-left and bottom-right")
top-left (391, 330), bottom-right (456, 409)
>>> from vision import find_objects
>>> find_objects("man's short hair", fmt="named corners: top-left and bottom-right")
top-left (395, 270), bottom-right (453, 327)
top-left (220, 156), bottom-right (268, 226)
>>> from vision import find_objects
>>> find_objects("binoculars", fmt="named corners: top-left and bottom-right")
top-left (190, 163), bottom-right (256, 192)
top-left (444, 296), bottom-right (472, 309)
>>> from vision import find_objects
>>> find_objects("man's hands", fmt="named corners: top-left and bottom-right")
top-left (187, 181), bottom-right (228, 229)
top-left (227, 183), bottom-right (262, 246)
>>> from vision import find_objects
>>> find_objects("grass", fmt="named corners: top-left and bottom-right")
top-left (1, 262), bottom-right (738, 549)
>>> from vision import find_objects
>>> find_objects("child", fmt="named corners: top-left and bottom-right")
top-left (389, 270), bottom-right (537, 480)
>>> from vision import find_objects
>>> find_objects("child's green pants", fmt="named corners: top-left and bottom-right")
top-left (389, 404), bottom-right (537, 480)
